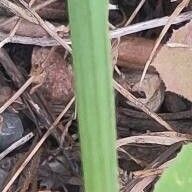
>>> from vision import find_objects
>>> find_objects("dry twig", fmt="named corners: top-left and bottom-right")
top-left (0, 76), bottom-right (35, 113)
top-left (0, 18), bottom-right (21, 48)
top-left (0, 132), bottom-right (34, 161)
top-left (0, 0), bottom-right (71, 51)
top-left (129, 159), bottom-right (174, 192)
top-left (29, 0), bottom-right (37, 7)
top-left (2, 97), bottom-right (75, 192)
top-left (0, 0), bottom-right (71, 52)
top-left (124, 0), bottom-right (146, 26)
top-left (129, 175), bottom-right (156, 192)
top-left (139, 0), bottom-right (190, 85)
top-left (111, 10), bottom-right (192, 38)
top-left (19, 0), bottom-right (71, 52)
top-left (117, 132), bottom-right (190, 147)
top-left (125, 143), bottom-right (182, 192)
top-left (133, 159), bottom-right (173, 178)
top-left (0, 45), bottom-right (57, 114)
top-left (0, 11), bottom-right (191, 46)
top-left (0, 0), bottom-right (58, 27)
top-left (0, 0), bottom-right (56, 48)
top-left (0, 0), bottom-right (38, 24)
top-left (113, 80), bottom-right (174, 131)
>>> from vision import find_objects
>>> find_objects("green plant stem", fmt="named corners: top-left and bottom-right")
top-left (68, 1), bottom-right (118, 192)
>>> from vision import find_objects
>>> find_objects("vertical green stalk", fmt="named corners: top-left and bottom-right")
top-left (68, 1), bottom-right (118, 192)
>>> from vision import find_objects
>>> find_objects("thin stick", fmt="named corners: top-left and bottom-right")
top-left (139, 0), bottom-right (190, 86)
top-left (0, 0), bottom-right (71, 51)
top-left (0, 0), bottom-right (37, 47)
top-left (29, 0), bottom-right (37, 7)
top-left (0, 76), bottom-right (35, 114)
top-left (0, 0), bottom-right (50, 48)
top-left (117, 132), bottom-right (190, 147)
top-left (2, 97), bottom-right (75, 192)
top-left (129, 175), bottom-right (156, 192)
top-left (0, 19), bottom-right (21, 48)
top-left (0, 11), bottom-right (191, 46)
top-left (124, 0), bottom-right (146, 26)
top-left (0, 48), bottom-right (62, 142)
top-left (113, 80), bottom-right (174, 131)
top-left (0, 132), bottom-right (34, 161)
top-left (127, 143), bottom-right (182, 192)
top-left (0, 45), bottom-right (57, 114)
top-left (111, 10), bottom-right (192, 38)
top-left (0, 0), bottom-right (38, 24)
top-left (0, 0), bottom-right (58, 27)
top-left (133, 160), bottom-right (173, 178)
top-left (30, 0), bottom-right (57, 12)
top-left (19, 0), bottom-right (71, 52)
top-left (0, 31), bottom-right (69, 46)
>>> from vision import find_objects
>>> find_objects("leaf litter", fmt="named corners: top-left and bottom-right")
top-left (0, 0), bottom-right (191, 192)
top-left (152, 20), bottom-right (192, 102)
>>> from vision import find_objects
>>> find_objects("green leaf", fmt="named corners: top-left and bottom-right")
top-left (68, 1), bottom-right (119, 192)
top-left (155, 144), bottom-right (192, 192)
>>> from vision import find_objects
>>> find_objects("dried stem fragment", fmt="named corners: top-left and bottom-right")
top-left (2, 97), bottom-right (75, 192)
top-left (113, 80), bottom-right (174, 131)
top-left (140, 0), bottom-right (190, 86)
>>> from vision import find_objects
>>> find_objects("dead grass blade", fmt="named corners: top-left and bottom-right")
top-left (133, 159), bottom-right (173, 178)
top-left (129, 176), bottom-right (156, 192)
top-left (0, 11), bottom-right (191, 46)
top-left (0, 0), bottom-right (71, 52)
top-left (117, 132), bottom-right (191, 147)
top-left (0, 18), bottom-right (21, 48)
top-left (139, 0), bottom-right (190, 86)
top-left (127, 144), bottom-right (182, 192)
top-left (0, 0), bottom-right (46, 48)
top-left (0, 76), bottom-right (35, 113)
top-left (113, 80), bottom-right (174, 131)
top-left (2, 97), bottom-right (75, 192)
top-left (28, 0), bottom-right (37, 7)
top-left (124, 0), bottom-right (146, 26)
top-left (0, 0), bottom-right (57, 27)
top-left (0, 0), bottom-right (38, 24)
top-left (18, 0), bottom-right (71, 52)
top-left (0, 132), bottom-right (34, 161)
top-left (111, 11), bottom-right (192, 38)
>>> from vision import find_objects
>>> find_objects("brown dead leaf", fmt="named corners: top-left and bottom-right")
top-left (152, 21), bottom-right (192, 102)
top-left (31, 47), bottom-right (73, 105)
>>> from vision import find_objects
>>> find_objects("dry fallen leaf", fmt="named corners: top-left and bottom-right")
top-left (152, 21), bottom-right (192, 102)
top-left (31, 47), bottom-right (73, 105)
